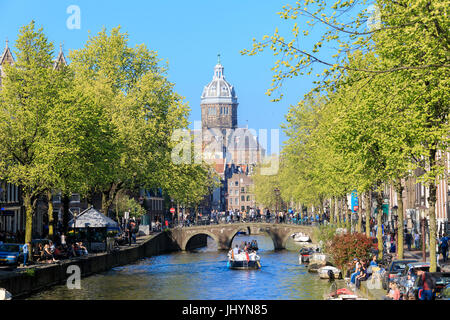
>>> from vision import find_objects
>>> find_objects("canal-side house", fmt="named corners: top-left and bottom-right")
top-left (386, 151), bottom-right (450, 237)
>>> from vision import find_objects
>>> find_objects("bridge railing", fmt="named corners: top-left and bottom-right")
top-left (170, 216), bottom-right (326, 229)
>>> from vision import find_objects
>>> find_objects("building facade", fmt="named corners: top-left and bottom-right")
top-left (198, 58), bottom-right (264, 212)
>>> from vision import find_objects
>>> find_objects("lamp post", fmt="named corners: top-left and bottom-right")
top-left (421, 209), bottom-right (426, 262)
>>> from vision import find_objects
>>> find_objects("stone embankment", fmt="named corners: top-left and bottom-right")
top-left (0, 231), bottom-right (206, 299)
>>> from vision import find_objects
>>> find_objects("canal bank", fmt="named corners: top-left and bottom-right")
top-left (0, 231), bottom-right (207, 299)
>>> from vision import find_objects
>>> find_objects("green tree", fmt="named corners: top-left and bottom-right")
top-left (0, 21), bottom-right (70, 247)
top-left (69, 27), bottom-right (191, 215)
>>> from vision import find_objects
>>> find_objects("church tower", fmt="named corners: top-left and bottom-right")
top-left (200, 56), bottom-right (238, 129)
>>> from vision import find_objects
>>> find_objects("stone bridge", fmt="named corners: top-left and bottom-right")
top-left (166, 223), bottom-right (316, 251)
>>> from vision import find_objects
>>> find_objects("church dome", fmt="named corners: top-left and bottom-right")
top-left (201, 60), bottom-right (237, 105)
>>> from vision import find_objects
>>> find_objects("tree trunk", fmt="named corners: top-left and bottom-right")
top-left (394, 179), bottom-right (405, 259)
top-left (23, 192), bottom-right (34, 256)
top-left (366, 191), bottom-right (371, 238)
top-left (357, 191), bottom-right (363, 233)
top-left (62, 194), bottom-right (70, 233)
top-left (47, 190), bottom-right (54, 239)
top-left (428, 181), bottom-right (438, 273)
top-left (336, 197), bottom-right (341, 227)
top-left (344, 196), bottom-right (350, 233)
top-left (330, 197), bottom-right (335, 225)
top-left (102, 182), bottom-right (123, 217)
top-left (376, 188), bottom-right (384, 260)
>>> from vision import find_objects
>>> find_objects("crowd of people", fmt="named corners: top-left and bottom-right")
top-left (228, 240), bottom-right (259, 261)
top-left (206, 208), bottom-right (330, 226)
top-left (31, 238), bottom-right (89, 265)
top-left (348, 255), bottom-right (380, 290)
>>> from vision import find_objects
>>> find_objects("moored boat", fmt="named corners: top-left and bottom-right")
top-left (298, 247), bottom-right (314, 264)
top-left (325, 288), bottom-right (367, 300)
top-left (292, 232), bottom-right (311, 242)
top-left (318, 266), bottom-right (342, 280)
top-left (0, 288), bottom-right (12, 300)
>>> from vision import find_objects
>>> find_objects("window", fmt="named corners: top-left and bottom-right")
top-left (241, 187), bottom-right (245, 193)
top-left (235, 190), bottom-right (238, 195)
top-left (241, 195), bottom-right (245, 201)
top-left (247, 196), bottom-right (251, 201)
top-left (235, 181), bottom-right (238, 186)
top-left (209, 107), bottom-right (216, 115)
top-left (235, 198), bottom-right (238, 205)
top-left (70, 194), bottom-right (80, 203)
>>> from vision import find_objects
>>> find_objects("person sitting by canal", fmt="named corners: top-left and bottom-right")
top-left (355, 259), bottom-right (368, 289)
top-left (350, 259), bottom-right (361, 284)
top-left (369, 255), bottom-right (378, 267)
top-left (68, 243), bottom-right (78, 258)
top-left (36, 243), bottom-right (45, 262)
top-left (76, 242), bottom-right (88, 256)
top-left (43, 243), bottom-right (56, 263)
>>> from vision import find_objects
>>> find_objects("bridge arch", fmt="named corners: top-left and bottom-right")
top-left (181, 230), bottom-right (220, 251)
top-left (169, 223), bottom-right (315, 251)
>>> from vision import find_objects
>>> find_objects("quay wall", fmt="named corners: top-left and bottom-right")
top-left (0, 231), bottom-right (206, 299)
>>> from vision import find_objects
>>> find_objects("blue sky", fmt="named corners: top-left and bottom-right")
top-left (0, 0), bottom-right (325, 154)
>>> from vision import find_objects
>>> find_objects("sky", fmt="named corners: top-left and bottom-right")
top-left (0, 0), bottom-right (325, 154)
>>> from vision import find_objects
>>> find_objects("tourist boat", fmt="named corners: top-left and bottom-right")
top-left (292, 232), bottom-right (311, 242)
top-left (318, 266), bottom-right (343, 280)
top-left (227, 252), bottom-right (261, 270)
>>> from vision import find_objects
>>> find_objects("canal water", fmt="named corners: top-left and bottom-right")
top-left (28, 234), bottom-right (336, 300)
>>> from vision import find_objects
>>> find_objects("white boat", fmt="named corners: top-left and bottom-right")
top-left (292, 232), bottom-right (310, 242)
top-left (318, 266), bottom-right (342, 279)
top-left (0, 288), bottom-right (12, 300)
top-left (327, 294), bottom-right (367, 300)
top-left (227, 251), bottom-right (261, 270)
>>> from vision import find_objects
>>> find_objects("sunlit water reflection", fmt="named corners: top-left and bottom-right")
top-left (28, 234), bottom-right (336, 300)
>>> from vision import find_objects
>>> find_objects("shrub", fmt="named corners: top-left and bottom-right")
top-left (329, 232), bottom-right (373, 273)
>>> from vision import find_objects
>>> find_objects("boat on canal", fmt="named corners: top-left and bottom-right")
top-left (292, 232), bottom-right (311, 242)
top-left (318, 266), bottom-right (342, 280)
top-left (325, 288), bottom-right (367, 300)
top-left (298, 247), bottom-right (315, 264)
top-left (227, 250), bottom-right (261, 270)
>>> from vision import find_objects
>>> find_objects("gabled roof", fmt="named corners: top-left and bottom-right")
top-left (68, 206), bottom-right (118, 228)
top-left (53, 44), bottom-right (67, 69)
top-left (0, 39), bottom-right (14, 66)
